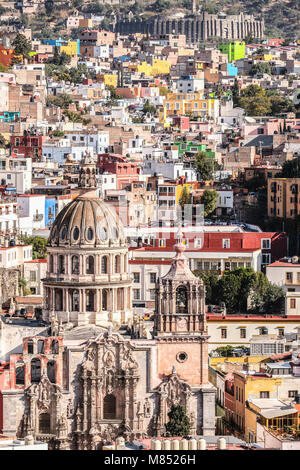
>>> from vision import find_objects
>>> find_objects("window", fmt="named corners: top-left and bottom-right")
top-left (86, 256), bottom-right (94, 274)
top-left (133, 272), bottom-right (140, 283)
top-left (278, 328), bottom-right (284, 337)
top-left (259, 327), bottom-right (268, 335)
top-left (103, 394), bottom-right (116, 420)
top-left (261, 239), bottom-right (271, 249)
top-left (133, 289), bottom-right (140, 300)
top-left (262, 253), bottom-right (271, 264)
top-left (290, 298), bottom-right (296, 309)
top-left (31, 358), bottom-right (41, 384)
top-left (286, 272), bottom-right (293, 282)
top-left (194, 238), bottom-right (202, 248)
top-left (30, 271), bottom-right (36, 282)
top-left (114, 255), bottom-right (120, 273)
top-left (150, 289), bottom-right (156, 300)
top-left (150, 273), bottom-right (156, 284)
top-left (39, 413), bottom-right (50, 434)
top-left (240, 328), bottom-right (246, 339)
top-left (159, 239), bottom-right (166, 248)
top-left (222, 239), bottom-right (230, 249)
top-left (71, 255), bottom-right (79, 274)
top-left (260, 391), bottom-right (270, 398)
top-left (101, 256), bottom-right (108, 274)
top-left (221, 328), bottom-right (227, 339)
top-left (288, 390), bottom-right (297, 398)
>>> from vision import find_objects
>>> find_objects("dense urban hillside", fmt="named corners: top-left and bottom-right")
top-left (0, 0), bottom-right (299, 39)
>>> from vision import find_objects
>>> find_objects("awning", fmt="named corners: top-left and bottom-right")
top-left (260, 408), bottom-right (297, 419)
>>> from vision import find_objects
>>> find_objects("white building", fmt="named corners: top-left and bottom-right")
top-left (64, 131), bottom-right (109, 154)
top-left (24, 259), bottom-right (47, 296)
top-left (0, 156), bottom-right (32, 194)
top-left (266, 257), bottom-right (300, 316)
top-left (176, 76), bottom-right (204, 93)
top-left (17, 195), bottom-right (46, 231)
top-left (0, 201), bottom-right (18, 234)
top-left (97, 172), bottom-right (117, 197)
top-left (216, 189), bottom-right (234, 216)
top-left (42, 140), bottom-right (94, 164)
top-left (0, 243), bottom-right (32, 269)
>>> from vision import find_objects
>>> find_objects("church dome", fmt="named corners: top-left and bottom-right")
top-left (48, 190), bottom-right (126, 248)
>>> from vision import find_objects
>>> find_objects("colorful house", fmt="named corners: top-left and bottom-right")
top-left (218, 41), bottom-right (245, 62)
top-left (164, 92), bottom-right (219, 120)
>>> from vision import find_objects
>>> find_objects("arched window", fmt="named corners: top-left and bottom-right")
top-left (55, 289), bottom-right (63, 311)
top-left (86, 290), bottom-right (94, 312)
top-left (103, 394), bottom-right (116, 420)
top-left (16, 360), bottom-right (25, 386)
top-left (86, 255), bottom-right (94, 274)
top-left (39, 413), bottom-right (50, 434)
top-left (114, 255), bottom-right (120, 274)
top-left (101, 256), bottom-right (108, 274)
top-left (49, 254), bottom-right (53, 273)
top-left (47, 360), bottom-right (56, 384)
top-left (176, 285), bottom-right (188, 313)
top-left (102, 289), bottom-right (108, 311)
top-left (37, 339), bottom-right (44, 354)
top-left (31, 358), bottom-right (41, 384)
top-left (27, 339), bottom-right (34, 354)
top-left (51, 340), bottom-right (59, 355)
top-left (71, 290), bottom-right (79, 311)
top-left (58, 255), bottom-right (65, 274)
top-left (71, 255), bottom-right (79, 274)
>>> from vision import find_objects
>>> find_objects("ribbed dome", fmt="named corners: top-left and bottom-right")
top-left (48, 190), bottom-right (125, 247)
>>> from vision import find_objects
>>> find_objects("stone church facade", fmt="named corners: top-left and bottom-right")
top-left (0, 154), bottom-right (216, 449)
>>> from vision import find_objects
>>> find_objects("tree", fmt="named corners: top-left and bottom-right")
top-left (194, 271), bottom-right (219, 304)
top-left (250, 282), bottom-right (285, 313)
top-left (165, 405), bottom-right (190, 437)
top-left (276, 156), bottom-right (300, 178)
top-left (249, 62), bottom-right (272, 76)
top-left (12, 33), bottom-right (32, 59)
top-left (239, 85), bottom-right (271, 116)
top-left (18, 277), bottom-right (31, 296)
top-left (200, 189), bottom-right (218, 217)
top-left (269, 95), bottom-right (295, 115)
top-left (142, 99), bottom-right (156, 115)
top-left (22, 236), bottom-right (47, 259)
top-left (47, 93), bottom-right (73, 109)
top-left (194, 151), bottom-right (217, 180)
top-left (179, 186), bottom-right (191, 209)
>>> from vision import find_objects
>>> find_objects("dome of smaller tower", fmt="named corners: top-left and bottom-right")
top-left (48, 190), bottom-right (126, 248)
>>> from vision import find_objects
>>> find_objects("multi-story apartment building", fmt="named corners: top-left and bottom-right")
top-left (0, 156), bottom-right (32, 194)
top-left (268, 178), bottom-right (300, 219)
top-left (267, 257), bottom-right (300, 316)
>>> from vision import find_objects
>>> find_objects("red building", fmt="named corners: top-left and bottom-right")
top-left (172, 115), bottom-right (190, 132)
top-left (0, 46), bottom-right (15, 68)
top-left (10, 134), bottom-right (45, 160)
top-left (0, 335), bottom-right (63, 433)
top-left (97, 153), bottom-right (140, 189)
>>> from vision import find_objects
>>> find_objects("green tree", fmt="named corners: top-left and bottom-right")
top-left (194, 151), bottom-right (217, 180)
top-left (269, 95), bottom-right (295, 115)
top-left (12, 33), bottom-right (32, 59)
top-left (239, 85), bottom-right (271, 116)
top-left (22, 236), bottom-right (47, 259)
top-left (180, 186), bottom-right (191, 209)
top-left (249, 62), bottom-right (272, 76)
top-left (142, 99), bottom-right (157, 115)
top-left (194, 271), bottom-right (219, 304)
top-left (0, 134), bottom-right (7, 148)
top-left (18, 277), bottom-right (31, 296)
top-left (165, 405), bottom-right (190, 437)
top-left (276, 156), bottom-right (300, 178)
top-left (200, 189), bottom-right (218, 217)
top-left (47, 93), bottom-right (73, 109)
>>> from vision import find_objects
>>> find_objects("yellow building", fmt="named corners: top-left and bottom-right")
top-left (228, 371), bottom-right (282, 442)
top-left (137, 59), bottom-right (171, 77)
top-left (164, 92), bottom-right (219, 120)
top-left (103, 74), bottom-right (118, 88)
top-left (268, 177), bottom-right (300, 219)
top-left (60, 40), bottom-right (79, 57)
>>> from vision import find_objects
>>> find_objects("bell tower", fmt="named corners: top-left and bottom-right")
top-left (154, 228), bottom-right (216, 434)
top-left (78, 149), bottom-right (97, 190)
top-left (154, 228), bottom-right (206, 336)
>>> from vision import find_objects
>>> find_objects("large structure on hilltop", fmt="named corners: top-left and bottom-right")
top-left (0, 153), bottom-right (215, 449)
top-left (114, 11), bottom-right (264, 42)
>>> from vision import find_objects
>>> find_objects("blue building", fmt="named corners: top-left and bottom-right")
top-left (45, 197), bottom-right (56, 229)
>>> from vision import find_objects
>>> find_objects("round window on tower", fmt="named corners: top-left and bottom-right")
top-left (60, 226), bottom-right (67, 240)
top-left (112, 227), bottom-right (118, 239)
top-left (87, 227), bottom-right (94, 241)
top-left (100, 227), bottom-right (108, 241)
top-left (176, 352), bottom-right (188, 363)
top-left (73, 226), bottom-right (80, 241)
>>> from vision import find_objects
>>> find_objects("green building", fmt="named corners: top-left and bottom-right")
top-left (218, 41), bottom-right (245, 62)
top-left (174, 140), bottom-right (215, 159)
